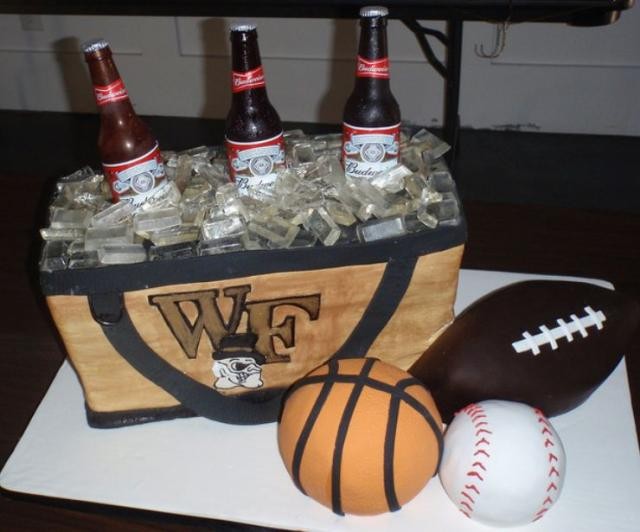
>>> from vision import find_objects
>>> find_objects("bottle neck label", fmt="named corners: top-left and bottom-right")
top-left (225, 133), bottom-right (285, 193)
top-left (102, 142), bottom-right (166, 205)
top-left (342, 122), bottom-right (400, 179)
top-left (232, 66), bottom-right (266, 93)
top-left (356, 56), bottom-right (390, 79)
top-left (93, 78), bottom-right (129, 106)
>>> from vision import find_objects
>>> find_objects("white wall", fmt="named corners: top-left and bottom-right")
top-left (0, 12), bottom-right (638, 135)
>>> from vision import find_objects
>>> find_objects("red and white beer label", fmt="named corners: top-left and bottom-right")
top-left (342, 122), bottom-right (401, 179)
top-left (226, 133), bottom-right (286, 193)
top-left (232, 66), bottom-right (266, 93)
top-left (93, 79), bottom-right (129, 106)
top-left (102, 143), bottom-right (166, 206)
top-left (356, 56), bottom-right (390, 79)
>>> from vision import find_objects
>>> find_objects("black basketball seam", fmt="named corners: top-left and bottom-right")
top-left (286, 362), bottom-right (443, 513)
top-left (397, 377), bottom-right (444, 475)
top-left (294, 372), bottom-right (431, 408)
top-left (290, 359), bottom-right (339, 495)
top-left (384, 393), bottom-right (401, 512)
top-left (292, 373), bottom-right (442, 449)
top-left (331, 358), bottom-right (376, 515)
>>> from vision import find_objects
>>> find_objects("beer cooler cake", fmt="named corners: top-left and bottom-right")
top-left (39, 139), bottom-right (466, 428)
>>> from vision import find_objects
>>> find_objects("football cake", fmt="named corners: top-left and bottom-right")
top-left (410, 280), bottom-right (640, 422)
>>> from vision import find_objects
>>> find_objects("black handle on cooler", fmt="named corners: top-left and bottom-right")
top-left (88, 255), bottom-right (417, 424)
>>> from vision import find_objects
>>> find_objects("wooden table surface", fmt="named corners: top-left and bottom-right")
top-left (1, 115), bottom-right (638, 530)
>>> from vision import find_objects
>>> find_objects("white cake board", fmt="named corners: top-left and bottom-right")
top-left (2, 269), bottom-right (639, 531)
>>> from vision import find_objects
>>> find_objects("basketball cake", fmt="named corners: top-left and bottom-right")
top-left (277, 357), bottom-right (443, 515)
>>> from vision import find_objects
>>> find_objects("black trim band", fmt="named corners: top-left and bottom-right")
top-left (41, 221), bottom-right (466, 296)
top-left (85, 402), bottom-right (196, 428)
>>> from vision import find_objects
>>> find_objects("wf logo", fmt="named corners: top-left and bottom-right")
top-left (148, 285), bottom-right (320, 390)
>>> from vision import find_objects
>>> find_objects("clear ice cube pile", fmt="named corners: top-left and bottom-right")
top-left (39, 128), bottom-right (462, 269)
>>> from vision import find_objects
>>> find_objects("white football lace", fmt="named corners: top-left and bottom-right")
top-left (512, 306), bottom-right (606, 355)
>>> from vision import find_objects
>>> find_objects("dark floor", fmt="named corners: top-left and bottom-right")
top-left (1, 110), bottom-right (639, 213)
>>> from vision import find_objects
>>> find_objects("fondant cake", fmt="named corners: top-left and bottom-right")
top-left (37, 126), bottom-right (640, 527)
top-left (39, 128), bottom-right (466, 428)
top-left (277, 358), bottom-right (443, 515)
top-left (410, 280), bottom-right (640, 422)
top-left (439, 400), bottom-right (566, 526)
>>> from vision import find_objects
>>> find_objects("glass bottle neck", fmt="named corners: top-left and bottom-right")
top-left (231, 31), bottom-right (262, 72)
top-left (230, 32), bottom-right (269, 102)
top-left (86, 52), bottom-right (135, 114)
top-left (355, 18), bottom-right (391, 91)
top-left (358, 18), bottom-right (388, 61)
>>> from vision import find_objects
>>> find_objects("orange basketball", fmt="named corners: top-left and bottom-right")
top-left (277, 357), bottom-right (443, 515)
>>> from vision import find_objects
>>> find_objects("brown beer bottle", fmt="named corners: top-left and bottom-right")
top-left (225, 23), bottom-right (285, 194)
top-left (83, 39), bottom-right (166, 205)
top-left (342, 6), bottom-right (401, 179)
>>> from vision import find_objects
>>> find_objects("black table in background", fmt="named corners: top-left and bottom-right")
top-left (0, 0), bottom-right (635, 161)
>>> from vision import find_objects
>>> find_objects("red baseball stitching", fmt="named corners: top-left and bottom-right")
top-left (531, 408), bottom-right (562, 522)
top-left (465, 483), bottom-right (480, 495)
top-left (461, 491), bottom-right (475, 503)
top-left (457, 403), bottom-right (492, 519)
